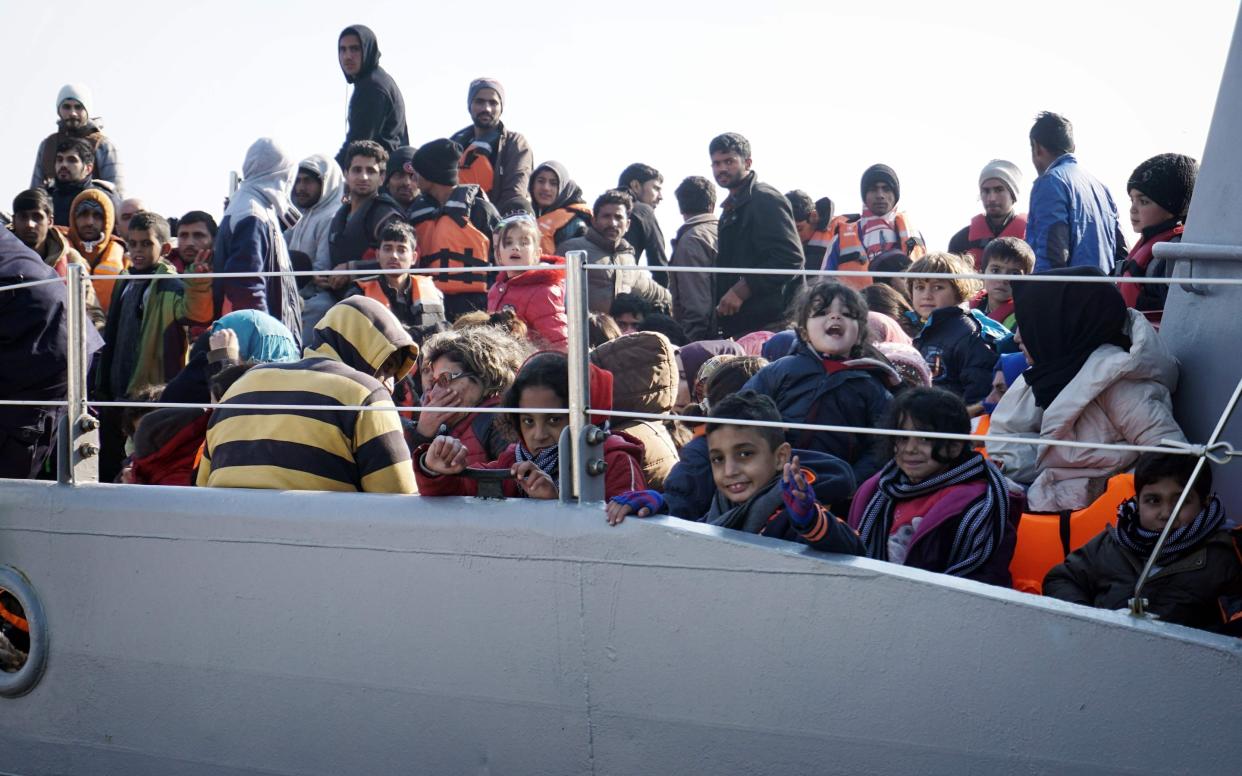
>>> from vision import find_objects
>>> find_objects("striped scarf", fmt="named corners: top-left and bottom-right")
top-left (856, 453), bottom-right (1010, 577)
top-left (513, 442), bottom-right (560, 493)
top-left (1113, 495), bottom-right (1225, 563)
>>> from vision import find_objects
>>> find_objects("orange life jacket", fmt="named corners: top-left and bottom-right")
top-left (536, 203), bottom-right (593, 255)
top-left (409, 186), bottom-right (492, 297)
top-left (355, 275), bottom-right (441, 308)
top-left (964, 213), bottom-right (1028, 270)
top-left (806, 216), bottom-right (847, 279)
top-left (458, 140), bottom-right (496, 193)
top-left (825, 212), bottom-right (923, 290)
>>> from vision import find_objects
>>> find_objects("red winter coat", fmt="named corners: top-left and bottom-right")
top-left (415, 431), bottom-right (647, 500)
top-left (487, 256), bottom-right (569, 351)
top-left (130, 410), bottom-right (211, 486)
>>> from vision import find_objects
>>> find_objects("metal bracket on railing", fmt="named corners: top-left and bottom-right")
top-left (57, 264), bottom-right (97, 485)
top-left (576, 424), bottom-right (607, 505)
top-left (1131, 375), bottom-right (1242, 616)
top-left (1152, 241), bottom-right (1242, 296)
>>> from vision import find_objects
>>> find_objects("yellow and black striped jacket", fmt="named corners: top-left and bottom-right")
top-left (197, 297), bottom-right (419, 493)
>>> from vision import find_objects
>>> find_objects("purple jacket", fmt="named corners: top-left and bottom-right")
top-left (848, 471), bottom-right (1021, 586)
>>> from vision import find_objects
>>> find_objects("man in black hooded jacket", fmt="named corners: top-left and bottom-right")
top-left (335, 25), bottom-right (409, 170)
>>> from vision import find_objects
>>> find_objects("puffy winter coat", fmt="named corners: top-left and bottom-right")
top-left (487, 255), bottom-right (569, 350)
top-left (912, 306), bottom-right (998, 404)
top-left (591, 331), bottom-right (680, 490)
top-left (988, 309), bottom-right (1185, 511)
top-left (1044, 528), bottom-right (1242, 633)
top-left (558, 228), bottom-right (669, 314)
top-left (743, 339), bottom-right (897, 485)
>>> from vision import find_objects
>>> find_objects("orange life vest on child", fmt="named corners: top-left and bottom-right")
top-left (964, 213), bottom-right (1028, 270)
top-left (458, 140), bottom-right (496, 193)
top-left (409, 186), bottom-right (492, 297)
top-left (536, 204), bottom-right (593, 255)
top-left (824, 212), bottom-right (923, 290)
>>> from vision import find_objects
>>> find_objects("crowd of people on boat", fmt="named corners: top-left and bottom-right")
top-left (3, 23), bottom-right (1241, 655)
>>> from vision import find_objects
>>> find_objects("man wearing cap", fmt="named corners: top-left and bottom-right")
top-left (450, 78), bottom-right (533, 207)
top-left (31, 84), bottom-right (124, 195)
top-left (820, 163), bottom-right (925, 289)
top-left (385, 145), bottom-right (421, 218)
top-left (334, 24), bottom-right (408, 170)
top-left (406, 138), bottom-right (500, 321)
top-left (948, 160), bottom-right (1027, 269)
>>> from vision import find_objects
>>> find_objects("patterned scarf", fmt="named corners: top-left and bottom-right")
top-left (856, 453), bottom-right (1010, 577)
top-left (1112, 495), bottom-right (1225, 563)
top-left (513, 442), bottom-right (560, 493)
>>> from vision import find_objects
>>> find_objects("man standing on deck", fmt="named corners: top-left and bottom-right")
top-left (335, 25), bottom-right (409, 171)
top-left (709, 132), bottom-right (805, 338)
top-left (31, 84), bottom-right (124, 195)
top-left (1025, 111), bottom-right (1124, 273)
top-left (450, 78), bottom-right (533, 207)
top-left (619, 163), bottom-right (669, 283)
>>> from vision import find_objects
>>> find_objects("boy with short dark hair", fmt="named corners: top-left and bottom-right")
top-left (908, 251), bottom-right (1001, 405)
top-left (969, 236), bottom-right (1035, 330)
top-left (606, 390), bottom-right (864, 556)
top-left (346, 220), bottom-right (447, 339)
top-left (1044, 453), bottom-right (1242, 634)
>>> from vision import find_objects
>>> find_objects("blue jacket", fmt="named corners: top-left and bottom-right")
top-left (1025, 154), bottom-right (1122, 273)
top-left (912, 306), bottom-right (997, 404)
top-left (664, 435), bottom-right (712, 521)
top-left (742, 339), bottom-right (895, 484)
top-left (213, 211), bottom-right (303, 347)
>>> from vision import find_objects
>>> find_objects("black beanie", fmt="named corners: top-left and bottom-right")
top-left (860, 164), bottom-right (900, 203)
top-left (385, 145), bottom-right (418, 185)
top-left (1127, 153), bottom-right (1198, 220)
top-left (412, 139), bottom-right (462, 187)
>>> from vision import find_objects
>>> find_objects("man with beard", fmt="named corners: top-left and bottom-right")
top-left (385, 145), bottom-right (420, 218)
top-left (67, 188), bottom-right (128, 315)
top-left (287, 153), bottom-right (346, 335)
top-left (45, 137), bottom-right (120, 226)
top-left (168, 211), bottom-right (217, 273)
top-left (8, 188), bottom-right (105, 330)
top-left (450, 78), bottom-right (533, 207)
top-left (558, 189), bottom-right (669, 315)
top-left (709, 132), bottom-right (805, 338)
top-left (948, 160), bottom-right (1027, 270)
top-left (31, 84), bottom-right (124, 194)
top-left (335, 25), bottom-right (408, 170)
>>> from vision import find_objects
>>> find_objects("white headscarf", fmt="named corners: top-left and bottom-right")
top-left (226, 137), bottom-right (299, 229)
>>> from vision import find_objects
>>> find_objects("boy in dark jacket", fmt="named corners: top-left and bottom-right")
top-left (1044, 453), bottom-right (1242, 634)
top-left (908, 251), bottom-right (999, 405)
top-left (607, 391), bottom-right (864, 556)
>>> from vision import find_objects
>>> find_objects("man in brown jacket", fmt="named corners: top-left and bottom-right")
top-left (450, 78), bottom-right (533, 207)
top-left (668, 176), bottom-right (719, 342)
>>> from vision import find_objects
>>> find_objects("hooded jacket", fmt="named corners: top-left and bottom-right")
top-left (530, 161), bottom-right (591, 254)
top-left (558, 227), bottom-right (670, 314)
top-left (1044, 523), bottom-right (1242, 633)
top-left (32, 118), bottom-right (125, 195)
top-left (487, 255), bottom-right (569, 350)
top-left (286, 154), bottom-right (346, 272)
top-left (334, 25), bottom-right (409, 170)
top-left (67, 187), bottom-right (127, 315)
top-left (590, 331), bottom-right (681, 490)
top-left (213, 138), bottom-right (303, 344)
top-left (450, 121), bottom-right (533, 207)
top-left (743, 338), bottom-right (898, 485)
top-left (97, 258), bottom-right (213, 399)
top-left (48, 177), bottom-right (120, 228)
top-left (987, 310), bottom-right (1185, 511)
top-left (912, 305), bottom-right (999, 404)
top-left (668, 213), bottom-right (719, 342)
top-left (716, 171), bottom-right (806, 338)
top-left (16, 225), bottom-right (105, 330)
top-left (197, 296), bottom-right (419, 493)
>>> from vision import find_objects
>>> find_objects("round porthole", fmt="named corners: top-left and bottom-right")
top-left (0, 565), bottom-right (47, 698)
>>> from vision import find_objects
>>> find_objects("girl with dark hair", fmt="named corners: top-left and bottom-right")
top-left (848, 387), bottom-right (1022, 585)
top-left (743, 282), bottom-right (900, 484)
top-left (416, 351), bottom-right (647, 500)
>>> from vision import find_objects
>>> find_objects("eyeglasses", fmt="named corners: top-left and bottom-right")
top-left (428, 370), bottom-right (476, 390)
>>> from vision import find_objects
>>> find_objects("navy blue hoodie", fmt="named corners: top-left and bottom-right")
top-left (335, 25), bottom-right (409, 170)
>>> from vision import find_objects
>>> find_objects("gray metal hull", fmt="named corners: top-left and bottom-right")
top-left (1, 480), bottom-right (1239, 775)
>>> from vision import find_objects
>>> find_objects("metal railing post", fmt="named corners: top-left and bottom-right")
top-left (56, 263), bottom-right (98, 485)
top-left (1130, 375), bottom-right (1242, 615)
top-left (564, 251), bottom-right (591, 500)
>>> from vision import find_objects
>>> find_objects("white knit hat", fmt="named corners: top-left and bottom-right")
top-left (978, 159), bottom-right (1023, 200)
top-left (56, 83), bottom-right (93, 116)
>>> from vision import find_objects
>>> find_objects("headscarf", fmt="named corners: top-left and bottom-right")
top-left (530, 161), bottom-right (588, 215)
top-left (1012, 266), bottom-right (1130, 410)
top-left (210, 310), bottom-right (301, 364)
top-left (867, 311), bottom-right (912, 345)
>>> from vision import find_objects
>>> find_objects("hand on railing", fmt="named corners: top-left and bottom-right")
top-left (606, 490), bottom-right (665, 526)
top-left (512, 461), bottom-right (557, 499)
top-left (420, 435), bottom-right (469, 476)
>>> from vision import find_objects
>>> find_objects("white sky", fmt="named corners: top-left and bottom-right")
top-left (2, 0), bottom-right (1237, 250)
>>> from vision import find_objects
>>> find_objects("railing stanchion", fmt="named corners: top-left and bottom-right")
top-left (564, 250), bottom-right (591, 501)
top-left (1130, 375), bottom-right (1242, 616)
top-left (57, 263), bottom-right (97, 485)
